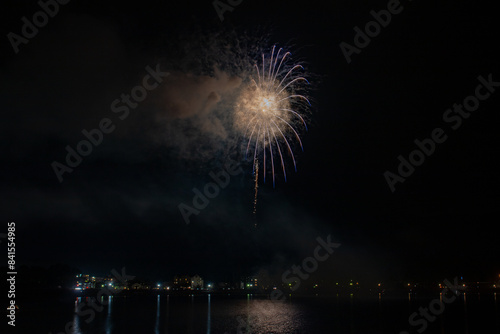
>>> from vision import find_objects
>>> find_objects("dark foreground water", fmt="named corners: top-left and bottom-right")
top-left (14, 292), bottom-right (500, 333)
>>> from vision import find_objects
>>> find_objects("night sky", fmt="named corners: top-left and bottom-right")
top-left (1, 0), bottom-right (499, 285)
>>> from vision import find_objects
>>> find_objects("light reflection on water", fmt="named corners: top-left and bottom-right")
top-left (155, 295), bottom-right (160, 334)
top-left (461, 292), bottom-right (468, 334)
top-left (206, 294), bottom-right (211, 334)
top-left (63, 292), bottom-right (499, 334)
top-left (71, 294), bottom-right (303, 334)
top-left (106, 296), bottom-right (112, 334)
top-left (236, 296), bottom-right (302, 333)
top-left (72, 298), bottom-right (83, 334)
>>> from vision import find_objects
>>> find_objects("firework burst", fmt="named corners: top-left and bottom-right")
top-left (235, 45), bottom-right (310, 185)
top-left (234, 45), bottom-right (310, 218)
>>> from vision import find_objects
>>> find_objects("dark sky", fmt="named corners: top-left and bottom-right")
top-left (1, 0), bottom-right (499, 284)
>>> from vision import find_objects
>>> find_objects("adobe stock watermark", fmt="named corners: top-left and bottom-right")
top-left (51, 64), bottom-right (169, 183)
top-left (49, 268), bottom-right (135, 334)
top-left (339, 0), bottom-right (413, 64)
top-left (213, 0), bottom-right (243, 22)
top-left (399, 277), bottom-right (465, 334)
top-left (7, 0), bottom-right (71, 54)
top-left (384, 73), bottom-right (499, 192)
top-left (178, 159), bottom-right (243, 224)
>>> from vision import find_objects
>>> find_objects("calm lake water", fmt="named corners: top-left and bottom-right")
top-left (14, 292), bottom-right (500, 333)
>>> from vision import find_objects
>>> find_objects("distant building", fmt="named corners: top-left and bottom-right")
top-left (131, 281), bottom-right (151, 290)
top-left (245, 276), bottom-right (258, 289)
top-left (75, 274), bottom-right (133, 291)
top-left (160, 282), bottom-right (172, 290)
top-left (191, 275), bottom-right (204, 290)
top-left (103, 277), bottom-right (115, 289)
top-left (174, 275), bottom-right (191, 290)
top-left (218, 282), bottom-right (230, 290)
top-left (75, 274), bottom-right (94, 290)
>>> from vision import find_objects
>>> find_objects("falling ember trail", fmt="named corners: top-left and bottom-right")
top-left (253, 159), bottom-right (259, 227)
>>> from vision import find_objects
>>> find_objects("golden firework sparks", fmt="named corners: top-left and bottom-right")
top-left (235, 45), bottom-right (309, 186)
top-left (235, 45), bottom-right (310, 219)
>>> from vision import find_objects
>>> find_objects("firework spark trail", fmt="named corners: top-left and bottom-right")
top-left (235, 45), bottom-right (310, 217)
top-left (253, 158), bottom-right (259, 226)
